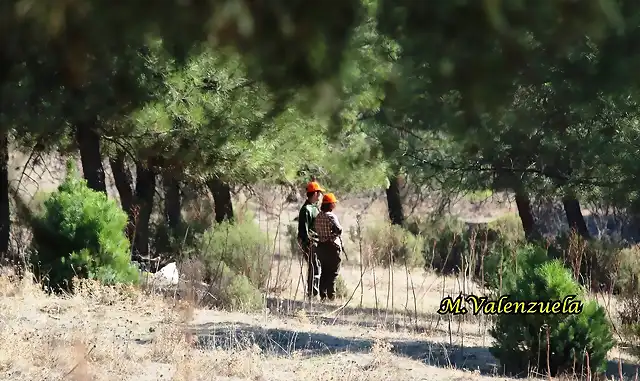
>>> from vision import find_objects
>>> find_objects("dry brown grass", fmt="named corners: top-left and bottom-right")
top-left (2, 264), bottom-right (638, 381)
top-left (0, 269), bottom-right (520, 381)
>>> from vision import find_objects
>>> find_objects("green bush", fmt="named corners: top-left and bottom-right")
top-left (617, 246), bottom-right (640, 293)
top-left (549, 232), bottom-right (638, 293)
top-left (410, 214), bottom-right (525, 281)
top-left (198, 212), bottom-right (271, 288)
top-left (464, 189), bottom-right (493, 203)
top-left (362, 223), bottom-right (425, 267)
top-left (489, 246), bottom-right (614, 377)
top-left (208, 261), bottom-right (263, 310)
top-left (30, 163), bottom-right (139, 291)
top-left (487, 213), bottom-right (525, 243)
top-left (484, 243), bottom-right (548, 295)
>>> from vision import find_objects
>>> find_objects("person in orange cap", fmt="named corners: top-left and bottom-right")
top-left (313, 193), bottom-right (344, 301)
top-left (297, 180), bottom-right (325, 299)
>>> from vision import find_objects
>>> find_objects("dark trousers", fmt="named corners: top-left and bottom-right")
top-left (316, 242), bottom-right (342, 300)
top-left (302, 245), bottom-right (320, 298)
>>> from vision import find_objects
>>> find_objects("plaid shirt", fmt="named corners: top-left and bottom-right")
top-left (313, 211), bottom-right (343, 247)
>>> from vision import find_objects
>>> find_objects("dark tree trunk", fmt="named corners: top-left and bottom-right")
top-left (0, 130), bottom-right (9, 258)
top-left (75, 123), bottom-right (106, 193)
top-left (0, 53), bottom-right (10, 260)
top-left (628, 199), bottom-right (640, 242)
top-left (109, 151), bottom-right (135, 241)
top-left (562, 193), bottom-right (590, 239)
top-left (163, 173), bottom-right (182, 233)
top-left (386, 174), bottom-right (405, 226)
top-left (207, 176), bottom-right (234, 223)
top-left (132, 162), bottom-right (156, 257)
top-left (514, 188), bottom-right (540, 242)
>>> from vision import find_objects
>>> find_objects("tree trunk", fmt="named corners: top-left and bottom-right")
top-left (386, 174), bottom-right (405, 226)
top-left (0, 130), bottom-right (9, 258)
top-left (109, 151), bottom-right (135, 241)
top-left (562, 193), bottom-right (590, 239)
top-left (132, 162), bottom-right (156, 257)
top-left (0, 53), bottom-right (10, 260)
top-left (163, 173), bottom-right (182, 234)
top-left (207, 176), bottom-right (234, 223)
top-left (75, 123), bottom-right (106, 194)
top-left (514, 188), bottom-right (540, 242)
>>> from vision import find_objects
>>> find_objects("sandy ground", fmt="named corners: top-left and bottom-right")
top-left (1, 266), bottom-right (638, 381)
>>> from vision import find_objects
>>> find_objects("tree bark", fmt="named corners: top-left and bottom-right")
top-left (514, 188), bottom-right (540, 242)
top-left (207, 176), bottom-right (234, 223)
top-left (0, 53), bottom-right (10, 260)
top-left (75, 123), bottom-right (106, 194)
top-left (132, 162), bottom-right (156, 257)
top-left (562, 193), bottom-right (590, 239)
top-left (109, 151), bottom-right (135, 241)
top-left (385, 174), bottom-right (405, 226)
top-left (163, 173), bottom-right (182, 234)
top-left (0, 130), bottom-right (9, 258)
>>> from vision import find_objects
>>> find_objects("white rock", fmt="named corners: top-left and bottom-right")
top-left (155, 262), bottom-right (179, 286)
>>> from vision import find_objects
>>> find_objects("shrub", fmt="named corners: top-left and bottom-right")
top-left (30, 162), bottom-right (139, 291)
top-left (198, 212), bottom-right (271, 288)
top-left (362, 223), bottom-right (424, 267)
top-left (410, 214), bottom-right (525, 281)
top-left (618, 289), bottom-right (640, 360)
top-left (335, 274), bottom-right (348, 299)
top-left (208, 261), bottom-right (263, 310)
top-left (464, 189), bottom-right (493, 203)
top-left (617, 246), bottom-right (640, 293)
top-left (487, 213), bottom-right (525, 243)
top-left (550, 232), bottom-right (639, 293)
top-left (484, 243), bottom-right (548, 295)
top-left (489, 246), bottom-right (615, 377)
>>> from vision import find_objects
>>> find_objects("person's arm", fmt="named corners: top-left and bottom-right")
top-left (328, 212), bottom-right (343, 237)
top-left (308, 211), bottom-right (319, 242)
top-left (297, 207), bottom-right (310, 247)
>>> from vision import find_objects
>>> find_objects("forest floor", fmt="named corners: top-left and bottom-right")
top-left (1, 262), bottom-right (638, 381)
top-left (3, 151), bottom-right (638, 380)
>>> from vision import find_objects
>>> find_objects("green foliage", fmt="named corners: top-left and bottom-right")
top-left (550, 233), bottom-right (638, 294)
top-left (487, 214), bottom-right (525, 243)
top-left (486, 244), bottom-right (550, 296)
top-left (198, 212), bottom-right (271, 289)
top-left (489, 247), bottom-right (614, 377)
top-left (30, 162), bottom-right (139, 291)
top-left (409, 214), bottom-right (525, 282)
top-left (361, 223), bottom-right (424, 267)
top-left (208, 261), bottom-right (263, 311)
top-left (618, 286), bottom-right (640, 360)
top-left (617, 246), bottom-right (640, 294)
top-left (464, 190), bottom-right (493, 203)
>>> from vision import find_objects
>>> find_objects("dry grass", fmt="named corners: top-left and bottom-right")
top-left (0, 269), bottom-right (516, 381)
top-left (1, 264), bottom-right (638, 381)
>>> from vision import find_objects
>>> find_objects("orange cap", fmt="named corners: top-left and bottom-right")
top-left (322, 193), bottom-right (338, 204)
top-left (306, 181), bottom-right (325, 193)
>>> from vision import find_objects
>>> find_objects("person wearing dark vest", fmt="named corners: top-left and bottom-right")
top-left (313, 193), bottom-right (343, 301)
top-left (297, 181), bottom-right (324, 299)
